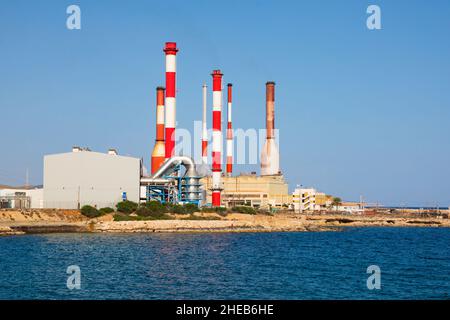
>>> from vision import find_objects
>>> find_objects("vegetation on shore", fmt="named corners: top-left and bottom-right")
top-left (81, 205), bottom-right (116, 218)
top-left (81, 201), bottom-right (273, 221)
top-left (112, 201), bottom-right (204, 221)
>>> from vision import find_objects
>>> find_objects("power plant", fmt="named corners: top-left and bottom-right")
top-left (39, 41), bottom-right (291, 210)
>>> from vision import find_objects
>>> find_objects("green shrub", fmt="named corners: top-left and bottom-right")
top-left (231, 206), bottom-right (256, 215)
top-left (201, 206), bottom-right (227, 215)
top-left (113, 214), bottom-right (133, 221)
top-left (164, 203), bottom-right (192, 214)
top-left (184, 203), bottom-right (199, 214)
top-left (116, 200), bottom-right (138, 214)
top-left (80, 205), bottom-right (101, 218)
top-left (136, 203), bottom-right (171, 219)
top-left (144, 201), bottom-right (167, 214)
top-left (99, 207), bottom-right (115, 215)
top-left (164, 203), bottom-right (183, 214)
top-left (135, 206), bottom-right (153, 217)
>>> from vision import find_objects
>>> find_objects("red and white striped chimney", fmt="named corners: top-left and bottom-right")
top-left (151, 87), bottom-right (165, 174)
top-left (226, 83), bottom-right (233, 176)
top-left (202, 84), bottom-right (208, 165)
top-left (163, 42), bottom-right (178, 159)
top-left (211, 70), bottom-right (223, 207)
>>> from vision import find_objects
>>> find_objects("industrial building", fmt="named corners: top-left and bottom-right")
top-left (201, 173), bottom-right (290, 209)
top-left (292, 187), bottom-right (332, 213)
top-left (292, 187), bottom-right (364, 213)
top-left (43, 147), bottom-right (141, 209)
top-left (0, 187), bottom-right (43, 209)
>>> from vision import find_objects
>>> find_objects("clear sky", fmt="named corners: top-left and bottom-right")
top-left (1, 0), bottom-right (449, 206)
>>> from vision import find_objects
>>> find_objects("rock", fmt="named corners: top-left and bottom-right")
top-left (0, 226), bottom-right (25, 236)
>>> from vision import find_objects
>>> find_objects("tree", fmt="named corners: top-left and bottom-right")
top-left (331, 197), bottom-right (342, 211)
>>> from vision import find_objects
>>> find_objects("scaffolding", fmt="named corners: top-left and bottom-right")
top-left (144, 163), bottom-right (202, 206)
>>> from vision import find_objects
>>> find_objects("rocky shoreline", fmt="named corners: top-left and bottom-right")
top-left (1, 209), bottom-right (449, 236)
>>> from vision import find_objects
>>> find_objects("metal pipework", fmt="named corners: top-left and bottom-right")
top-left (151, 156), bottom-right (198, 179)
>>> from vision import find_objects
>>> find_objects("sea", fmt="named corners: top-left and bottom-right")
top-left (0, 227), bottom-right (449, 299)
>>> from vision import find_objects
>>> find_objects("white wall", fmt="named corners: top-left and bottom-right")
top-left (44, 151), bottom-right (141, 209)
top-left (28, 188), bottom-right (44, 208)
top-left (0, 188), bottom-right (43, 208)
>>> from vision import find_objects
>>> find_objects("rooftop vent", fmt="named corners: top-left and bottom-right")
top-left (108, 148), bottom-right (118, 155)
top-left (72, 146), bottom-right (91, 152)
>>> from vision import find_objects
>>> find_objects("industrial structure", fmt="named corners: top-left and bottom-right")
top-left (38, 41), bottom-right (294, 210)
top-left (211, 70), bottom-right (224, 207)
top-left (151, 87), bottom-right (165, 174)
top-left (0, 187), bottom-right (43, 209)
top-left (200, 79), bottom-right (290, 210)
top-left (43, 147), bottom-right (141, 209)
top-left (201, 84), bottom-right (208, 165)
top-left (226, 83), bottom-right (233, 177)
top-left (260, 82), bottom-right (280, 176)
top-left (164, 42), bottom-right (178, 160)
top-left (292, 187), bottom-right (331, 213)
top-left (202, 173), bottom-right (290, 209)
top-left (142, 42), bottom-right (201, 206)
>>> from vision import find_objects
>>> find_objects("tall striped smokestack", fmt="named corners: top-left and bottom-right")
top-left (151, 87), bottom-right (165, 174)
top-left (260, 81), bottom-right (280, 175)
top-left (226, 83), bottom-right (233, 176)
top-left (211, 70), bottom-right (223, 207)
top-left (164, 42), bottom-right (178, 159)
top-left (202, 84), bottom-right (208, 165)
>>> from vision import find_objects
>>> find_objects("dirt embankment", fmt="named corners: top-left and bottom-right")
top-left (0, 209), bottom-right (89, 235)
top-left (303, 213), bottom-right (450, 228)
top-left (95, 213), bottom-right (316, 233)
top-left (1, 209), bottom-right (449, 236)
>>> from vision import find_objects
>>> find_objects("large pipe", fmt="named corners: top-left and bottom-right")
top-left (151, 87), bottom-right (165, 174)
top-left (146, 155), bottom-right (200, 203)
top-left (260, 81), bottom-right (280, 175)
top-left (140, 178), bottom-right (170, 184)
top-left (211, 70), bottom-right (223, 206)
top-left (164, 42), bottom-right (178, 159)
top-left (202, 84), bottom-right (208, 165)
top-left (151, 156), bottom-right (197, 179)
top-left (226, 83), bottom-right (233, 176)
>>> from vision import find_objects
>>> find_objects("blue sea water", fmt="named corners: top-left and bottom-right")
top-left (0, 227), bottom-right (449, 300)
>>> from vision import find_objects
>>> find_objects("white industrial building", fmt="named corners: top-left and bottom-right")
top-left (292, 187), bottom-right (333, 213)
top-left (0, 188), bottom-right (44, 209)
top-left (43, 147), bottom-right (142, 209)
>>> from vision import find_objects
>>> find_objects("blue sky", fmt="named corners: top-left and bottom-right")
top-left (1, 0), bottom-right (449, 206)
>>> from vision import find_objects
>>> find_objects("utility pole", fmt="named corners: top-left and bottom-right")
top-left (77, 186), bottom-right (80, 210)
top-left (25, 168), bottom-right (29, 189)
top-left (360, 195), bottom-right (365, 214)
